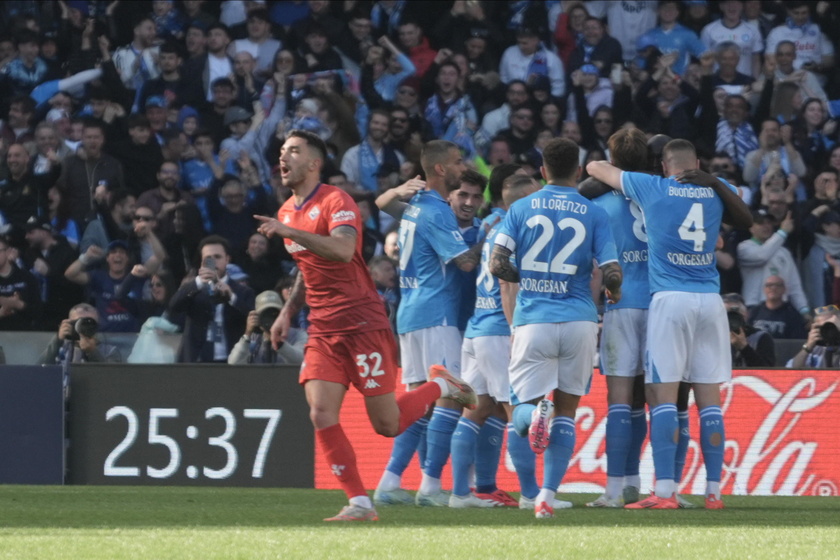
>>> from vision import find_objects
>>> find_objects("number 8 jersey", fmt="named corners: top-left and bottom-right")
top-left (495, 184), bottom-right (617, 327)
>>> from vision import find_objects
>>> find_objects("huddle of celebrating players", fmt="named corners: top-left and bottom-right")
top-left (262, 128), bottom-right (751, 522)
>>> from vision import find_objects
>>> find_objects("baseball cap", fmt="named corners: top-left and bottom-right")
top-left (821, 211), bottom-right (840, 225)
top-left (25, 215), bottom-right (52, 233)
top-left (516, 26), bottom-right (540, 38)
top-left (145, 96), bottom-right (167, 109)
top-left (224, 106), bottom-right (252, 127)
top-left (107, 239), bottom-right (129, 253)
top-left (580, 63), bottom-right (600, 75)
top-left (255, 290), bottom-right (283, 314)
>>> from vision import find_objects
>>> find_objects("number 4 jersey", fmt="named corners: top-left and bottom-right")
top-left (620, 171), bottom-right (736, 295)
top-left (495, 184), bottom-right (618, 327)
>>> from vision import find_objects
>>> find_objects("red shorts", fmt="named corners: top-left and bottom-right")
top-left (300, 329), bottom-right (398, 397)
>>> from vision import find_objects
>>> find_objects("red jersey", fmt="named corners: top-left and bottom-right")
top-left (278, 184), bottom-right (391, 336)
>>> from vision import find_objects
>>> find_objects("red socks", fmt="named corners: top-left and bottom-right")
top-left (395, 382), bottom-right (441, 434)
top-left (316, 423), bottom-right (366, 499)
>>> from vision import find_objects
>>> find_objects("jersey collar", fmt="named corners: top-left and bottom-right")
top-left (294, 183), bottom-right (322, 211)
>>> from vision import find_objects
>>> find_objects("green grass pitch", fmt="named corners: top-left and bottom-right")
top-left (1, 486), bottom-right (838, 560)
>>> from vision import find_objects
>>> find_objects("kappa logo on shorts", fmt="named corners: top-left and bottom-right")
top-left (364, 378), bottom-right (380, 389)
top-left (331, 464), bottom-right (345, 477)
top-left (308, 206), bottom-right (321, 220)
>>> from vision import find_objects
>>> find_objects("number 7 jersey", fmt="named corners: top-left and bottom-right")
top-left (495, 184), bottom-right (617, 327)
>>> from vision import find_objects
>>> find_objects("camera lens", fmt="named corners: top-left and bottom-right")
top-left (258, 308), bottom-right (280, 332)
top-left (727, 310), bottom-right (745, 334)
top-left (818, 322), bottom-right (840, 346)
top-left (75, 317), bottom-right (99, 338)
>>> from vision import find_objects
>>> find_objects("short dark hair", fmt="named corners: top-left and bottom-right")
top-left (368, 108), bottom-right (390, 126)
top-left (108, 188), bottom-right (134, 210)
top-left (608, 128), bottom-right (649, 172)
top-left (817, 167), bottom-right (840, 180)
top-left (488, 163), bottom-right (521, 204)
top-left (211, 77), bottom-right (235, 91)
top-left (10, 95), bottom-right (35, 114)
top-left (81, 118), bottom-right (106, 135)
top-left (134, 16), bottom-right (155, 30)
top-left (420, 140), bottom-right (459, 176)
top-left (247, 8), bottom-right (271, 23)
top-left (460, 169), bottom-right (487, 190)
top-left (159, 41), bottom-right (182, 56)
top-left (198, 234), bottom-right (231, 256)
top-left (287, 129), bottom-right (328, 161)
top-left (160, 128), bottom-right (185, 146)
top-left (127, 114), bottom-right (151, 129)
top-left (207, 22), bottom-right (231, 37)
top-left (542, 138), bottom-right (580, 182)
top-left (194, 128), bottom-right (214, 143)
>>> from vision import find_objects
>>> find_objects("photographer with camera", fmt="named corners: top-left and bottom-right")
top-left (723, 293), bottom-right (776, 368)
top-left (169, 235), bottom-right (254, 363)
top-left (228, 290), bottom-right (307, 365)
top-left (790, 305), bottom-right (840, 368)
top-left (38, 303), bottom-right (122, 366)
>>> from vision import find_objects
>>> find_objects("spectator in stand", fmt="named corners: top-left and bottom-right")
top-left (585, 0), bottom-right (658, 63)
top-left (567, 64), bottom-right (615, 121)
top-left (743, 119), bottom-right (807, 191)
top-left (831, 146), bottom-right (840, 173)
top-left (476, 80), bottom-right (530, 153)
top-left (22, 215), bottom-right (82, 332)
top-left (198, 77), bottom-right (237, 146)
top-left (231, 51), bottom-right (265, 110)
top-left (423, 60), bottom-right (478, 159)
top-left (106, 114), bottom-right (164, 198)
top-left (162, 204), bottom-right (207, 286)
top-left (288, 0), bottom-right (345, 51)
top-left (738, 210), bottom-right (810, 318)
top-left (58, 119), bottom-right (125, 228)
top-left (136, 41), bottom-right (190, 112)
top-left (46, 186), bottom-right (81, 249)
top-left (749, 275), bottom-right (809, 340)
top-left (700, 0), bottom-right (764, 78)
top-left (37, 303), bottom-right (121, 366)
top-left (769, 81), bottom-right (803, 126)
top-left (793, 98), bottom-right (836, 174)
top-left (496, 104), bottom-right (537, 163)
top-left (206, 168), bottom-right (271, 258)
top-left (713, 94), bottom-right (759, 171)
top-left (369, 254), bottom-right (399, 336)
top-left (499, 26), bottom-right (565, 99)
top-left (0, 95), bottom-right (35, 145)
top-left (635, 0), bottom-right (710, 77)
top-left (790, 304), bottom-right (840, 368)
top-left (398, 19), bottom-right (437, 79)
top-left (151, 0), bottom-right (187, 42)
top-left (184, 22), bottom-right (207, 60)
top-left (239, 232), bottom-right (284, 296)
top-left (169, 234), bottom-right (254, 363)
top-left (230, 8), bottom-right (281, 77)
top-left (0, 143), bottom-right (52, 241)
top-left (723, 292), bottom-right (776, 367)
top-left (32, 122), bottom-right (70, 179)
top-left (634, 57), bottom-right (701, 141)
top-left (765, 1), bottom-right (835, 82)
top-left (553, 3), bottom-right (588, 67)
top-left (707, 42), bottom-right (756, 89)
top-left (112, 16), bottom-right (161, 96)
top-left (139, 269), bottom-right (183, 327)
top-left (228, 289), bottom-right (307, 365)
top-left (802, 207), bottom-right (840, 308)
top-left (183, 129), bottom-right (225, 230)
top-left (2, 29), bottom-right (51, 96)
top-left (361, 36), bottom-right (416, 106)
top-left (335, 8), bottom-right (375, 67)
top-left (772, 41), bottom-right (829, 110)
top-left (0, 234), bottom-right (41, 330)
top-left (64, 240), bottom-right (147, 333)
top-left (341, 109), bottom-right (404, 194)
top-left (183, 22), bottom-right (234, 104)
top-left (387, 106), bottom-right (423, 166)
top-left (298, 22), bottom-right (343, 73)
top-left (565, 17), bottom-right (623, 80)
top-left (137, 160), bottom-right (197, 240)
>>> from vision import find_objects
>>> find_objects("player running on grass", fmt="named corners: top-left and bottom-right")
top-left (256, 130), bottom-right (476, 522)
top-left (490, 138), bottom-right (623, 519)
top-left (587, 139), bottom-right (752, 509)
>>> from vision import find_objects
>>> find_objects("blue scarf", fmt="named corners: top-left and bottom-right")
top-left (527, 46), bottom-right (549, 82)
top-left (424, 95), bottom-right (477, 158)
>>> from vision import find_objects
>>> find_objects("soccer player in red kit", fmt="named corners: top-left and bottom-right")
top-left (255, 130), bottom-right (477, 522)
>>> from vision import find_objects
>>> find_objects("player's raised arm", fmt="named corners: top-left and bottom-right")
top-left (255, 216), bottom-right (357, 263)
top-left (585, 161), bottom-right (624, 193)
top-left (675, 169), bottom-right (753, 230)
top-left (375, 176), bottom-right (425, 219)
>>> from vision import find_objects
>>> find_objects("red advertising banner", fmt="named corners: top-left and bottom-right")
top-left (314, 369), bottom-right (840, 496)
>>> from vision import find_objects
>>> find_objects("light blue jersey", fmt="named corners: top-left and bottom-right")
top-left (496, 185), bottom-right (618, 327)
top-left (455, 218), bottom-right (481, 331)
top-left (636, 24), bottom-right (707, 75)
top-left (465, 210), bottom-right (510, 339)
top-left (592, 190), bottom-right (651, 311)
top-left (620, 172), bottom-right (735, 294)
top-left (397, 190), bottom-right (470, 334)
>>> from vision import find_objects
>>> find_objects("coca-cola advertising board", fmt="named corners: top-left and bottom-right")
top-left (314, 369), bottom-right (840, 496)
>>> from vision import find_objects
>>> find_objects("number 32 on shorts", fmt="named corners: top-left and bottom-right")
top-left (356, 353), bottom-right (385, 377)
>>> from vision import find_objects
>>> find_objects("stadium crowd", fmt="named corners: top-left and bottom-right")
top-left (1, 0), bottom-right (840, 369)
